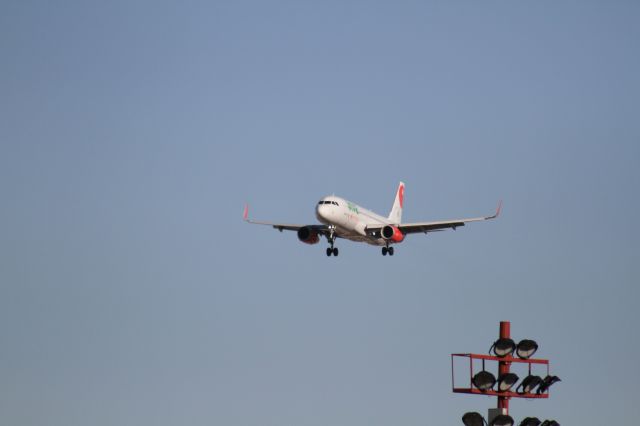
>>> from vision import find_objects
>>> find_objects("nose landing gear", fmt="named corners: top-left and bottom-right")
top-left (326, 226), bottom-right (338, 257)
top-left (382, 245), bottom-right (394, 256)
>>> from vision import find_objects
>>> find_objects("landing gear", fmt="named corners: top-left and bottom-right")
top-left (382, 245), bottom-right (394, 256)
top-left (326, 227), bottom-right (338, 257)
top-left (326, 247), bottom-right (339, 256)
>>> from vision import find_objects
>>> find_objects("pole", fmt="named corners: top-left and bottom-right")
top-left (498, 321), bottom-right (511, 413)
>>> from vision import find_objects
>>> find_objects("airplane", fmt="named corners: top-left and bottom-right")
top-left (244, 182), bottom-right (501, 257)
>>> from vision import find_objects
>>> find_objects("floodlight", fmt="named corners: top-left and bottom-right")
top-left (516, 339), bottom-right (538, 359)
top-left (491, 338), bottom-right (516, 357)
top-left (540, 421), bottom-right (559, 426)
top-left (516, 375), bottom-right (542, 394)
top-left (490, 414), bottom-right (514, 426)
top-left (472, 370), bottom-right (496, 391)
top-left (537, 375), bottom-right (561, 394)
top-left (462, 411), bottom-right (486, 426)
top-left (497, 372), bottom-right (519, 392)
top-left (519, 417), bottom-right (541, 426)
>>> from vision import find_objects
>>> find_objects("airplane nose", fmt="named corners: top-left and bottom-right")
top-left (316, 204), bottom-right (327, 221)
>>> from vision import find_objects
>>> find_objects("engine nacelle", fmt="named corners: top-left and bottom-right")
top-left (381, 225), bottom-right (405, 242)
top-left (297, 226), bottom-right (320, 245)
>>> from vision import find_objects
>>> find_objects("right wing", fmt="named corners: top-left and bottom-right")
top-left (243, 204), bottom-right (331, 234)
top-left (366, 201), bottom-right (502, 235)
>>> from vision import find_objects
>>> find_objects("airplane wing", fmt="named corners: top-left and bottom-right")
top-left (243, 205), bottom-right (332, 234)
top-left (367, 201), bottom-right (502, 235)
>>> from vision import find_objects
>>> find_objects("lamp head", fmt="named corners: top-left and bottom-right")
top-left (462, 411), bottom-right (486, 426)
top-left (491, 338), bottom-right (516, 357)
top-left (490, 414), bottom-right (514, 426)
top-left (497, 373), bottom-right (519, 392)
top-left (516, 340), bottom-right (539, 359)
top-left (537, 375), bottom-right (561, 394)
top-left (472, 371), bottom-right (496, 391)
top-left (519, 417), bottom-right (541, 426)
top-left (517, 375), bottom-right (542, 394)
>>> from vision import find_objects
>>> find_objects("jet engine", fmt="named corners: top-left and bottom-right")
top-left (381, 225), bottom-right (405, 242)
top-left (297, 226), bottom-right (320, 245)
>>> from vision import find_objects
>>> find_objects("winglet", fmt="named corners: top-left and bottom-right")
top-left (486, 200), bottom-right (503, 220)
top-left (243, 204), bottom-right (249, 221)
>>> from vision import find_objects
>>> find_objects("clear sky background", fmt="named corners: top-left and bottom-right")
top-left (1, 1), bottom-right (639, 425)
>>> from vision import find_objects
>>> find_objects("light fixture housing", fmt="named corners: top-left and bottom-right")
top-left (462, 411), bottom-right (486, 426)
top-left (491, 338), bottom-right (516, 357)
top-left (516, 339), bottom-right (539, 359)
top-left (519, 417), bottom-right (541, 426)
top-left (490, 414), bottom-right (514, 426)
top-left (472, 370), bottom-right (496, 391)
top-left (537, 375), bottom-right (561, 394)
top-left (497, 372), bottom-right (519, 392)
top-left (517, 375), bottom-right (542, 394)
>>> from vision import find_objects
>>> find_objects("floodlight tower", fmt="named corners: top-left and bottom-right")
top-left (451, 321), bottom-right (561, 426)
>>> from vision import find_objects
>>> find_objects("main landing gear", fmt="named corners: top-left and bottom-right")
top-left (381, 245), bottom-right (394, 256)
top-left (326, 227), bottom-right (338, 257)
top-left (326, 247), bottom-right (339, 257)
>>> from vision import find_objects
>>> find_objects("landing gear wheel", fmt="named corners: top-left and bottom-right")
top-left (332, 247), bottom-right (339, 256)
top-left (382, 247), bottom-right (388, 256)
top-left (326, 247), bottom-right (333, 257)
top-left (388, 246), bottom-right (394, 256)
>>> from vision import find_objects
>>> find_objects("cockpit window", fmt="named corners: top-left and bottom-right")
top-left (318, 200), bottom-right (339, 205)
top-left (332, 201), bottom-right (339, 206)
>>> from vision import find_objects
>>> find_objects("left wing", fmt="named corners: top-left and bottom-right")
top-left (243, 204), bottom-right (331, 234)
top-left (367, 201), bottom-right (502, 235)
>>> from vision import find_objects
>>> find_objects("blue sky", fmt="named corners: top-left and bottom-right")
top-left (1, 1), bottom-right (639, 425)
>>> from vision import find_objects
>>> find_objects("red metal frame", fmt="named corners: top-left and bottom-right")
top-left (450, 321), bottom-right (553, 416)
top-left (451, 354), bottom-right (550, 399)
top-left (451, 353), bottom-right (550, 365)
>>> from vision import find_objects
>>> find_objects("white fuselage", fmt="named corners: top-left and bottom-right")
top-left (315, 196), bottom-right (393, 246)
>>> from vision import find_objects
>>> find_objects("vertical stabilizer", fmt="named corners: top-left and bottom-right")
top-left (388, 182), bottom-right (405, 224)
